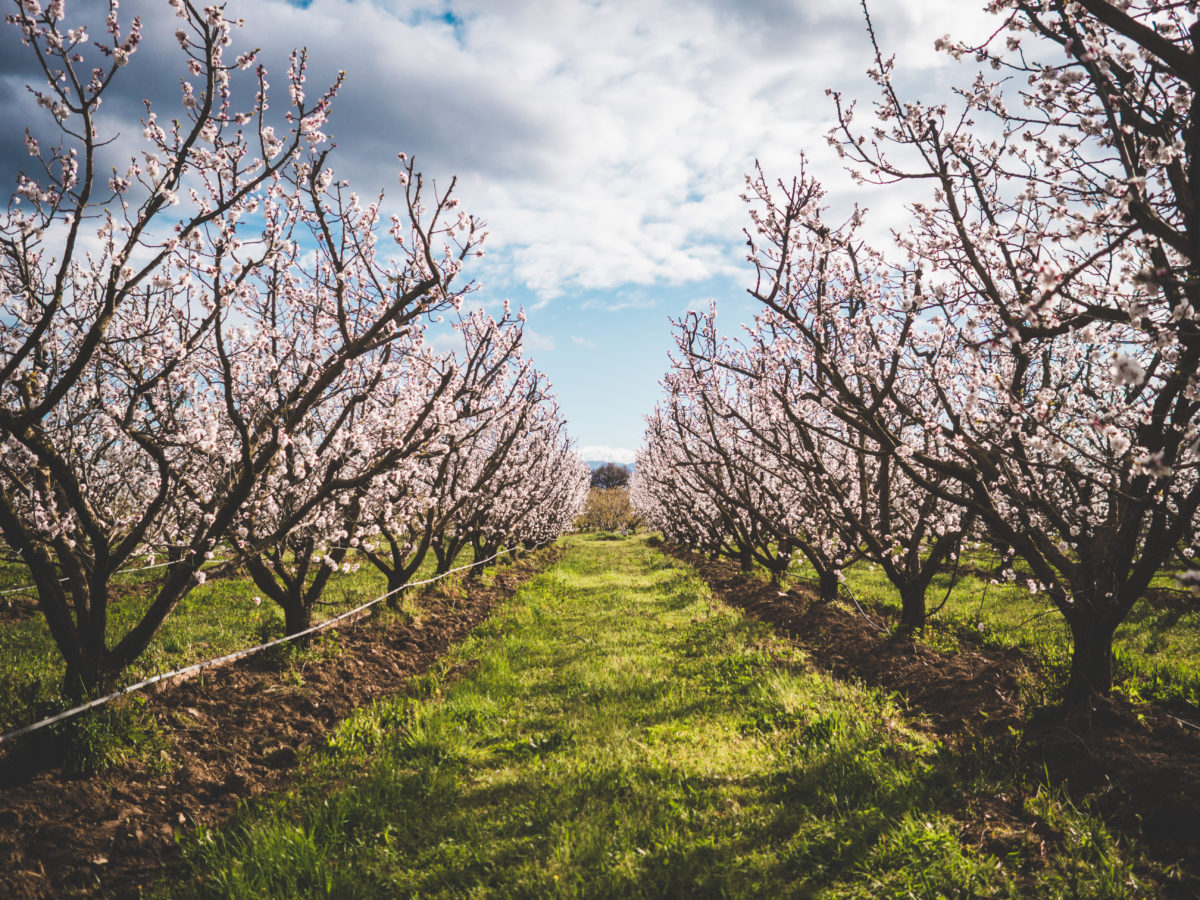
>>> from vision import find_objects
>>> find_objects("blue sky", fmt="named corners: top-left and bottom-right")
top-left (0, 0), bottom-right (998, 463)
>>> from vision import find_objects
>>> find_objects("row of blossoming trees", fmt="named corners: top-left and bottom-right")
top-left (634, 0), bottom-right (1200, 708)
top-left (0, 0), bottom-right (589, 695)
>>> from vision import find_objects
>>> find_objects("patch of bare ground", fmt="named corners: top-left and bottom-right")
top-left (0, 593), bottom-right (39, 625)
top-left (0, 548), bottom-right (559, 899)
top-left (664, 541), bottom-right (1200, 896)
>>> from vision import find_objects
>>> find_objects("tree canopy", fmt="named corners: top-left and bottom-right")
top-left (591, 463), bottom-right (631, 489)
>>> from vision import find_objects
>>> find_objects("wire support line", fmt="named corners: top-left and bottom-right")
top-left (838, 580), bottom-right (889, 634)
top-left (0, 542), bottom-right (547, 747)
top-left (0, 556), bottom-right (234, 598)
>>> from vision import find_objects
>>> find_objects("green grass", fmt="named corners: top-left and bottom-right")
top-left (0, 549), bottom-right (477, 739)
top-left (171, 534), bottom-right (1152, 898)
top-left (784, 555), bottom-right (1200, 714)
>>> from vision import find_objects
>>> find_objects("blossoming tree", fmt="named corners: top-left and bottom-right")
top-left (0, 0), bottom-right (482, 692)
top-left (752, 0), bottom-right (1200, 704)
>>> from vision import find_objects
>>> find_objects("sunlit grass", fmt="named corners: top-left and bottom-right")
top-left (171, 534), bottom-right (1153, 898)
top-left (0, 548), bottom-right (472, 737)
top-left (783, 554), bottom-right (1200, 713)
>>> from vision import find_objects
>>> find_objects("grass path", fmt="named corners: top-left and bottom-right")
top-left (174, 535), bottom-right (1146, 898)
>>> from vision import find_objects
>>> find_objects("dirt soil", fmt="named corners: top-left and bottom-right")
top-left (0, 592), bottom-right (39, 624)
top-left (666, 543), bottom-right (1200, 896)
top-left (0, 549), bottom-right (558, 899)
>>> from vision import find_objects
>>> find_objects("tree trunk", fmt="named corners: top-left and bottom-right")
top-left (433, 542), bottom-right (451, 576)
top-left (283, 597), bottom-right (312, 637)
top-left (818, 569), bottom-right (839, 603)
top-left (63, 657), bottom-right (102, 702)
top-left (470, 543), bottom-right (497, 578)
top-left (739, 546), bottom-right (754, 573)
top-left (167, 544), bottom-right (185, 577)
top-left (62, 590), bottom-right (110, 699)
top-left (899, 582), bottom-right (926, 630)
top-left (1064, 612), bottom-right (1117, 707)
top-left (385, 570), bottom-right (407, 609)
top-left (768, 559), bottom-right (787, 588)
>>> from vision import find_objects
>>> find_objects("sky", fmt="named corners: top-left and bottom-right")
top-left (0, 0), bottom-right (1001, 464)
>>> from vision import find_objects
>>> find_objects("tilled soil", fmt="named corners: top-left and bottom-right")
top-left (668, 543), bottom-right (1200, 895)
top-left (0, 549), bottom-right (558, 899)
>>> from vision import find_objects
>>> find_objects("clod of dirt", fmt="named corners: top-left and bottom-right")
top-left (264, 745), bottom-right (298, 769)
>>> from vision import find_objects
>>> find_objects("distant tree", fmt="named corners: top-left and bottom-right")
top-left (591, 462), bottom-right (630, 489)
top-left (576, 486), bottom-right (641, 533)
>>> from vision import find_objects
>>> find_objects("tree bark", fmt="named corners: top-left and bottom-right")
top-left (385, 570), bottom-right (407, 608)
top-left (61, 588), bottom-right (111, 698)
top-left (1064, 611), bottom-right (1118, 707)
top-left (283, 598), bottom-right (312, 637)
top-left (818, 569), bottom-right (839, 603)
top-left (63, 657), bottom-right (102, 702)
top-left (899, 582), bottom-right (926, 630)
top-left (433, 541), bottom-right (451, 576)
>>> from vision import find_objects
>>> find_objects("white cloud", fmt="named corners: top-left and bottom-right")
top-left (580, 293), bottom-right (658, 313)
top-left (522, 328), bottom-right (556, 353)
top-left (579, 445), bottom-right (638, 465)
top-left (0, 0), bottom-right (1005, 308)
top-left (571, 336), bottom-right (597, 348)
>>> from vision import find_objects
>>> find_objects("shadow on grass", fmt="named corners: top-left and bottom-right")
top-left (173, 536), bottom-right (1154, 899)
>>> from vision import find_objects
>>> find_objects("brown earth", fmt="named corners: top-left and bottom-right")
top-left (664, 542), bottom-right (1200, 897)
top-left (0, 548), bottom-right (558, 899)
top-left (0, 592), bottom-right (38, 624)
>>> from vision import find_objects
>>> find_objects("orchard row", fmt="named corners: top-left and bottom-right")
top-left (0, 0), bottom-right (589, 695)
top-left (633, 0), bottom-right (1200, 709)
